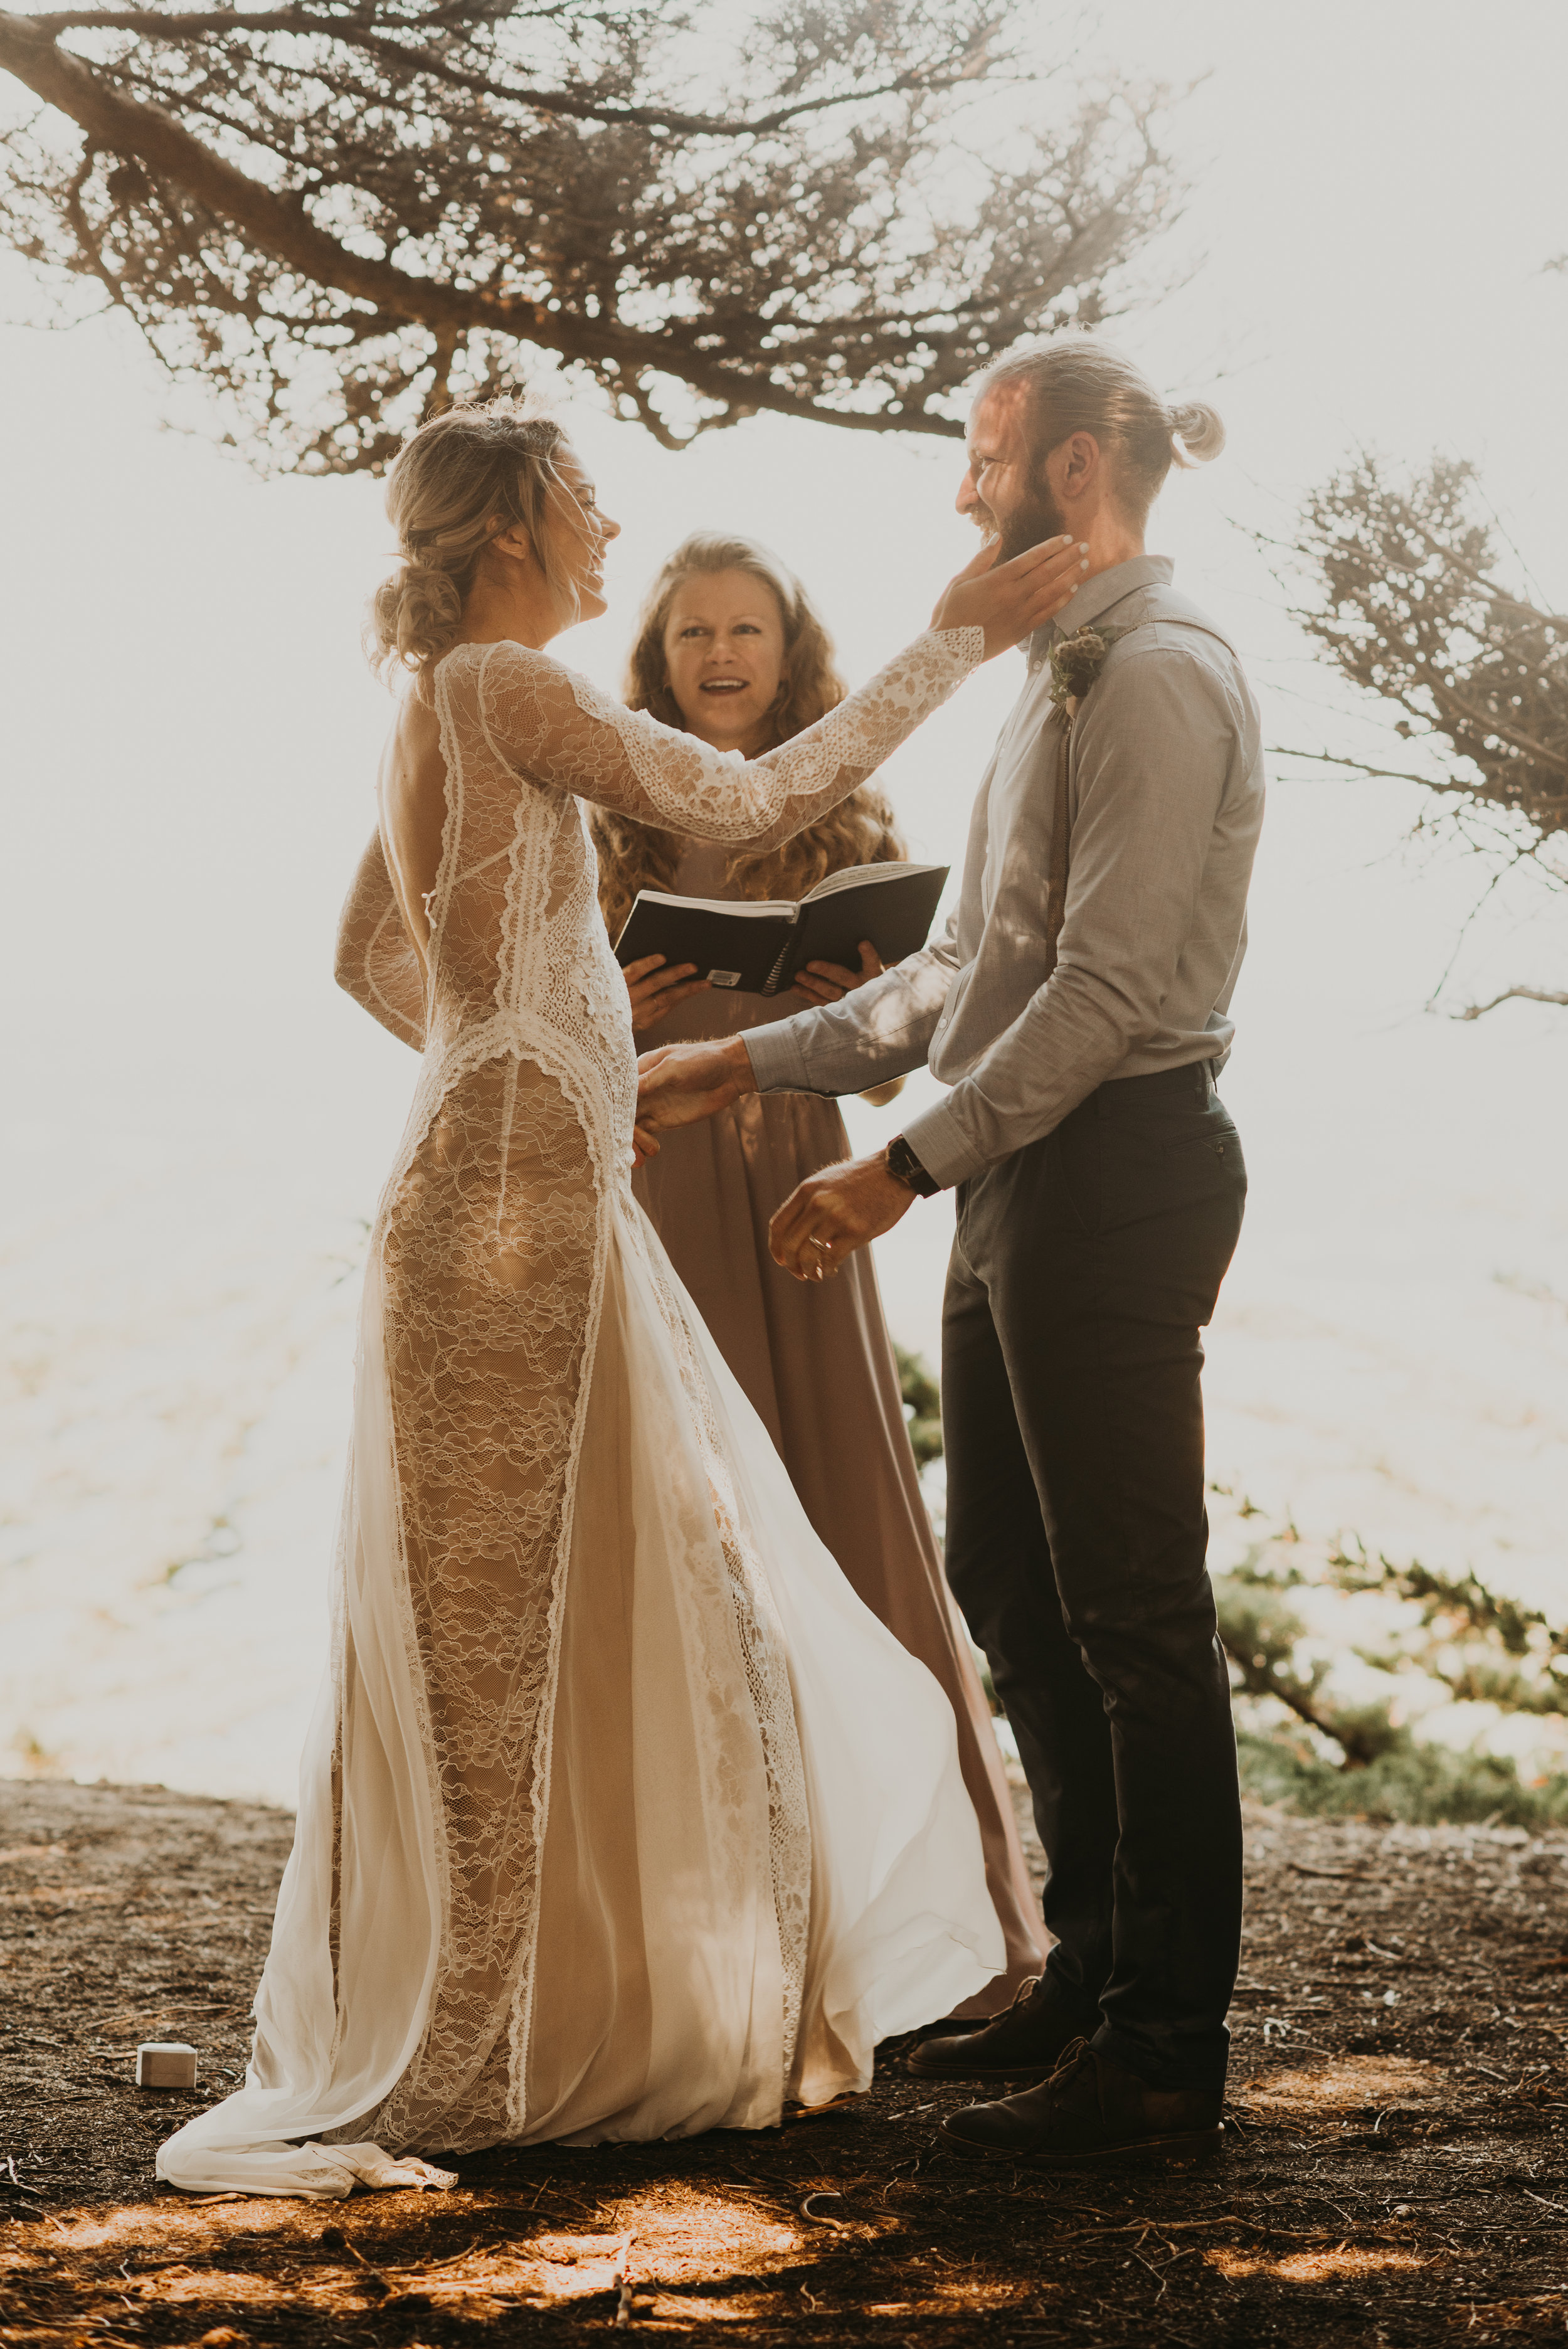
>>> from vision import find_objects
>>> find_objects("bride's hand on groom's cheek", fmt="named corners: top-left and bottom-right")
top-left (932, 533), bottom-right (1088, 657)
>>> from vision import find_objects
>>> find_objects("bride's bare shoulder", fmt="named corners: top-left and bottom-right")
top-left (387, 675), bottom-right (441, 765)
top-left (384, 640), bottom-right (549, 757)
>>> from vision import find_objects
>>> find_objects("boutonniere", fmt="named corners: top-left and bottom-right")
top-left (1047, 624), bottom-right (1126, 721)
top-left (1041, 622), bottom-right (1127, 975)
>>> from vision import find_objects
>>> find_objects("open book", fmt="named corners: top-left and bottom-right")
top-left (612, 861), bottom-right (949, 997)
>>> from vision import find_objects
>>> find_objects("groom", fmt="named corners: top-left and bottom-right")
top-left (635, 337), bottom-right (1264, 2165)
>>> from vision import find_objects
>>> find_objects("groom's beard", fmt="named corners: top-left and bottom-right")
top-left (979, 475), bottom-right (1069, 565)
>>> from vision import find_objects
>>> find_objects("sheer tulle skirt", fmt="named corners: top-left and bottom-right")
top-left (157, 1151), bottom-right (1000, 2197)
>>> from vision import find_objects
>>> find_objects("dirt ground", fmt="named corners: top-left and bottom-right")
top-left (1, 1777), bottom-right (1565, 2347)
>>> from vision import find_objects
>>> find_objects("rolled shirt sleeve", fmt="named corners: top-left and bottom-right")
top-left (743, 916), bottom-right (962, 1098)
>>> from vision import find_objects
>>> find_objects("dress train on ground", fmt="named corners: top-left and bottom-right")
top-left (157, 1198), bottom-right (1000, 2195)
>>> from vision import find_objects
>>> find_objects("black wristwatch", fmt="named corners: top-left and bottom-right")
top-left (885, 1134), bottom-right (942, 1197)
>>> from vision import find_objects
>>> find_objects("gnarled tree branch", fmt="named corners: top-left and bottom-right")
top-left (0, 0), bottom-right (1190, 468)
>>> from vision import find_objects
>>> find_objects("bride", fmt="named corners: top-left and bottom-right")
top-left (157, 398), bottom-right (1085, 2198)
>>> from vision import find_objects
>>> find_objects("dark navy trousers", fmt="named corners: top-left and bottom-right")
top-left (942, 1061), bottom-right (1247, 2092)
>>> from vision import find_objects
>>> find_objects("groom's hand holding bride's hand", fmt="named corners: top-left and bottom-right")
top-left (633, 1027), bottom-right (916, 1270)
top-left (633, 1035), bottom-right (756, 1169)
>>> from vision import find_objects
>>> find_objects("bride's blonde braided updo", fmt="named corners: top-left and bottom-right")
top-left (366, 397), bottom-right (575, 679)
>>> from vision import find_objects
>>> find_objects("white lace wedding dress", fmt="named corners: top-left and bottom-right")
top-left (157, 624), bottom-right (1002, 2198)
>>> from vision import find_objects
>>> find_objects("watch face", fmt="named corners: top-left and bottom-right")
top-left (888, 1137), bottom-right (931, 1192)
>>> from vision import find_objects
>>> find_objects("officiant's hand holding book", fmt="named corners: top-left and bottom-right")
top-left (622, 952), bottom-right (709, 1032)
top-left (613, 861), bottom-right (948, 999)
top-left (623, 940), bottom-right (883, 1031)
top-left (792, 937), bottom-right (885, 1006)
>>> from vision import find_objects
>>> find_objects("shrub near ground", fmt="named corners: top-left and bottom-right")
top-left (900, 1347), bottom-right (1568, 1828)
top-left (1210, 1495), bottom-right (1568, 1830)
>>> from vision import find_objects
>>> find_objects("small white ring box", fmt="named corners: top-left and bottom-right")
top-left (136, 2042), bottom-right (198, 2089)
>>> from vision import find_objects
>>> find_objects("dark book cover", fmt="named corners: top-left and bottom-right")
top-left (613, 862), bottom-right (948, 996)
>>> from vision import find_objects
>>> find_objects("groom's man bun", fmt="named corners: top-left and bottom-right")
top-left (973, 338), bottom-right (1224, 526)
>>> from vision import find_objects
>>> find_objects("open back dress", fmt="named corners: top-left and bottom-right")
top-left (157, 623), bottom-right (1002, 2197)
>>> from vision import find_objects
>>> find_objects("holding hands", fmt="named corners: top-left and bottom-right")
top-left (635, 1037), bottom-right (923, 1280)
top-left (634, 1035), bottom-right (751, 1167)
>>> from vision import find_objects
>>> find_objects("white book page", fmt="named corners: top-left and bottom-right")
top-left (800, 861), bottom-right (945, 903)
top-left (632, 888), bottom-right (797, 919)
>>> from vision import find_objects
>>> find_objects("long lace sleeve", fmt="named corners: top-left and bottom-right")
top-left (467, 627), bottom-right (985, 851)
top-left (334, 830), bottom-right (427, 1051)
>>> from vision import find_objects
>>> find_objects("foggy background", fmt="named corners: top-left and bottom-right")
top-left (3, 0), bottom-right (1565, 1800)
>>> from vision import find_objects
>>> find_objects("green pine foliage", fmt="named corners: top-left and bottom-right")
top-left (895, 1357), bottom-right (1567, 1827)
top-left (1233, 1728), bottom-right (1566, 1829)
top-left (895, 1345), bottom-right (944, 1471)
top-left (1213, 1509), bottom-right (1568, 1829)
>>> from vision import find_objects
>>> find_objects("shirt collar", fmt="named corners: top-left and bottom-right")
top-left (1027, 554), bottom-right (1175, 670)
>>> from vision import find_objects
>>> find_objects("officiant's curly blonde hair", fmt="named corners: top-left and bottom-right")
top-left (366, 396), bottom-right (579, 677)
top-left (592, 533), bottom-right (904, 937)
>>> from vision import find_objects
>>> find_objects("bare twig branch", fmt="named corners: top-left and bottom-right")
top-left (1445, 984), bottom-right (1568, 1022)
top-left (1266, 745), bottom-right (1482, 797)
top-left (1263, 452), bottom-right (1567, 1015)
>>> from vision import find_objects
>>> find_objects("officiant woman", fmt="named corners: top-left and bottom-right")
top-left (593, 534), bottom-right (1043, 2008)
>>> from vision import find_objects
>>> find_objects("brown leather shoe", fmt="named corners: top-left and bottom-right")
top-left (907, 1976), bottom-right (1097, 2083)
top-left (940, 2038), bottom-right (1225, 2166)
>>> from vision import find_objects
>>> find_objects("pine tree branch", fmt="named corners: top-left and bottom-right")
top-left (1415, 661), bottom-right (1568, 780)
top-left (1270, 455), bottom-right (1568, 883)
top-left (1, 4), bottom-right (1189, 463)
top-left (0, 9), bottom-right (489, 329)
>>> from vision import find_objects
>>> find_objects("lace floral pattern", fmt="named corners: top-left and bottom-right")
top-left (628, 1216), bottom-right (813, 2076)
top-left (333, 625), bottom-right (983, 2152)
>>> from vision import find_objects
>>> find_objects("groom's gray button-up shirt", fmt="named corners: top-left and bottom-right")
top-left (743, 556), bottom-right (1266, 1189)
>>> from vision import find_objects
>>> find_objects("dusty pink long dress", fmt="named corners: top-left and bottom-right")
top-left (632, 841), bottom-right (1044, 2008)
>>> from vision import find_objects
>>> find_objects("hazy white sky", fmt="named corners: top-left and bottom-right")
top-left (3, 0), bottom-right (1566, 1640)
top-left (4, 0), bottom-right (1564, 1019)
